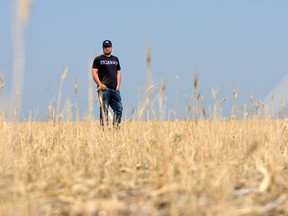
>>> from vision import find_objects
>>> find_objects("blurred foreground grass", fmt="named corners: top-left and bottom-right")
top-left (0, 119), bottom-right (288, 215)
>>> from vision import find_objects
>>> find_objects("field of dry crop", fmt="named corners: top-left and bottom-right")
top-left (1, 0), bottom-right (288, 215)
top-left (1, 119), bottom-right (288, 216)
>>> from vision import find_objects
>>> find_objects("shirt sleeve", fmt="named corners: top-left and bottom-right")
top-left (92, 57), bottom-right (100, 69)
top-left (117, 58), bottom-right (121, 71)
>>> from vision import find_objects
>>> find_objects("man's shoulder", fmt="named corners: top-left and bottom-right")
top-left (95, 54), bottom-right (104, 60)
top-left (92, 55), bottom-right (104, 68)
top-left (110, 55), bottom-right (119, 60)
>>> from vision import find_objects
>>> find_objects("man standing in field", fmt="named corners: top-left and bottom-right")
top-left (92, 40), bottom-right (123, 128)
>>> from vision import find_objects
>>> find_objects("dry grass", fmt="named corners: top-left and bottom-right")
top-left (2, 1), bottom-right (288, 215)
top-left (0, 119), bottom-right (288, 215)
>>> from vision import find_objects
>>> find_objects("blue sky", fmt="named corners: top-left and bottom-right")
top-left (0, 0), bottom-right (287, 120)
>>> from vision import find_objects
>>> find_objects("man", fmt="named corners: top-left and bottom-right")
top-left (92, 40), bottom-right (123, 127)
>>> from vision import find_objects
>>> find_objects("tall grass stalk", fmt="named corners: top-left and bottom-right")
top-left (10, 0), bottom-right (32, 120)
top-left (231, 89), bottom-right (238, 119)
top-left (88, 59), bottom-right (94, 120)
top-left (0, 75), bottom-right (4, 93)
top-left (73, 81), bottom-right (79, 121)
top-left (193, 73), bottom-right (199, 121)
top-left (56, 67), bottom-right (68, 122)
top-left (158, 82), bottom-right (166, 120)
top-left (137, 47), bottom-right (155, 120)
top-left (174, 75), bottom-right (179, 120)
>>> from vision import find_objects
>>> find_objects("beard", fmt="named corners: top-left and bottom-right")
top-left (104, 50), bottom-right (112, 56)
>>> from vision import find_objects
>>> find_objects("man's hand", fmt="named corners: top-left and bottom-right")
top-left (99, 84), bottom-right (107, 90)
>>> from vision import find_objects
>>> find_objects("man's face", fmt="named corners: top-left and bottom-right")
top-left (103, 46), bottom-right (112, 55)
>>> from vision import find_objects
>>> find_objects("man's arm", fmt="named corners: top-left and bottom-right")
top-left (116, 70), bottom-right (121, 90)
top-left (92, 68), bottom-right (107, 90)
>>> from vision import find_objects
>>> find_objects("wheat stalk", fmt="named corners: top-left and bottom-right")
top-left (10, 0), bottom-right (32, 120)
top-left (0, 75), bottom-right (4, 93)
top-left (56, 67), bottom-right (68, 121)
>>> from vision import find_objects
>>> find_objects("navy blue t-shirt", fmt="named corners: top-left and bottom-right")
top-left (92, 55), bottom-right (121, 90)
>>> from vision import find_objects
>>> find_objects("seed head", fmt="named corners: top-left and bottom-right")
top-left (146, 47), bottom-right (151, 66)
top-left (159, 82), bottom-right (166, 97)
top-left (16, 0), bottom-right (32, 27)
top-left (193, 73), bottom-right (198, 90)
top-left (219, 98), bottom-right (226, 105)
top-left (61, 67), bottom-right (68, 81)
top-left (0, 76), bottom-right (4, 92)
top-left (48, 105), bottom-right (53, 120)
top-left (212, 89), bottom-right (218, 101)
top-left (233, 89), bottom-right (238, 100)
top-left (74, 82), bottom-right (78, 95)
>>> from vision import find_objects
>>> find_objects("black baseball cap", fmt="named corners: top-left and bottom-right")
top-left (102, 40), bottom-right (112, 47)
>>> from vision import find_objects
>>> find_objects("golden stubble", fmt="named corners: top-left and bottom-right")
top-left (1, 119), bottom-right (288, 215)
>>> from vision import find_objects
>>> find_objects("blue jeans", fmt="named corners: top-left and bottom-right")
top-left (98, 89), bottom-right (123, 126)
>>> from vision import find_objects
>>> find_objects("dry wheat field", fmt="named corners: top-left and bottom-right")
top-left (1, 2), bottom-right (288, 215)
top-left (0, 119), bottom-right (288, 216)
